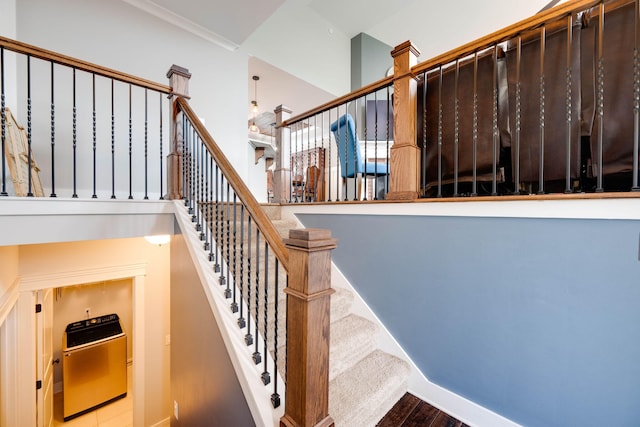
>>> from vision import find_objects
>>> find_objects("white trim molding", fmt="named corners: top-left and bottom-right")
top-left (121, 0), bottom-right (239, 51)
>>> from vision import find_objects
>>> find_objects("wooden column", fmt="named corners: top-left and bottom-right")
top-left (281, 228), bottom-right (336, 427)
top-left (166, 64), bottom-right (191, 200)
top-left (387, 41), bottom-right (421, 200)
top-left (274, 104), bottom-right (293, 203)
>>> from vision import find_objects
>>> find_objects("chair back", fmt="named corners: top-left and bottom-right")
top-left (330, 114), bottom-right (363, 178)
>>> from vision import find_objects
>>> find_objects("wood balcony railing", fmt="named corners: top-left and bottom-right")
top-left (0, 35), bottom-right (171, 199)
top-left (275, 0), bottom-right (640, 203)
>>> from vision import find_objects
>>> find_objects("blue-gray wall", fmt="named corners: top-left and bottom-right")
top-left (298, 213), bottom-right (640, 427)
top-left (351, 33), bottom-right (392, 90)
top-left (171, 225), bottom-right (255, 427)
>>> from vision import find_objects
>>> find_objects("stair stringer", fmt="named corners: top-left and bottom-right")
top-left (173, 200), bottom-right (285, 427)
top-left (281, 207), bottom-right (522, 427)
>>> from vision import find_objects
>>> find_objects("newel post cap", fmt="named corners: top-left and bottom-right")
top-left (284, 228), bottom-right (338, 251)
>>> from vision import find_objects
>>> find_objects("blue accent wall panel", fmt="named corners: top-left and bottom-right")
top-left (298, 213), bottom-right (640, 427)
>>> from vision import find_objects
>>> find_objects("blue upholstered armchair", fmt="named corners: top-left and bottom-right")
top-left (330, 114), bottom-right (388, 199)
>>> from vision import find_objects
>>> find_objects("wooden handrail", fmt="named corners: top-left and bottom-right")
top-left (0, 36), bottom-right (171, 94)
top-left (175, 97), bottom-right (289, 270)
top-left (411, 0), bottom-right (602, 75)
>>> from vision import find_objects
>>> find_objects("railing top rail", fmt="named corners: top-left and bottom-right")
top-left (282, 75), bottom-right (394, 127)
top-left (412, 0), bottom-right (602, 75)
top-left (0, 36), bottom-right (171, 94)
top-left (176, 97), bottom-right (289, 269)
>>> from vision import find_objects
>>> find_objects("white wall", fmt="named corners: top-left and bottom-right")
top-left (13, 0), bottom-right (257, 194)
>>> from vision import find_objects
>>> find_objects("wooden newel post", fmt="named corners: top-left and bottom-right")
top-left (281, 228), bottom-right (337, 427)
top-left (166, 64), bottom-right (191, 200)
top-left (387, 41), bottom-right (421, 200)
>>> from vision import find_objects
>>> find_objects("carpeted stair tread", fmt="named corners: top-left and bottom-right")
top-left (329, 350), bottom-right (411, 427)
top-left (329, 314), bottom-right (378, 380)
top-left (331, 287), bottom-right (353, 323)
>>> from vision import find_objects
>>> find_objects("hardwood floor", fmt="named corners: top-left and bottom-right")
top-left (377, 393), bottom-right (471, 427)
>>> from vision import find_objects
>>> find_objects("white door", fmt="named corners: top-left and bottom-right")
top-left (36, 289), bottom-right (54, 427)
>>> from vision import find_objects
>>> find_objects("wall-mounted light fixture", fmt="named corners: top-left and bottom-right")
top-left (144, 235), bottom-right (171, 246)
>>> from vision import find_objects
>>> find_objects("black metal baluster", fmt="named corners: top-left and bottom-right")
top-left (224, 181), bottom-right (232, 299)
top-left (197, 136), bottom-right (204, 237)
top-left (514, 36), bottom-right (522, 194)
top-left (352, 99), bottom-right (358, 200)
top-left (261, 241), bottom-right (271, 386)
top-left (472, 52), bottom-right (479, 196)
top-left (222, 179), bottom-right (231, 298)
top-left (50, 61), bottom-right (56, 197)
top-left (237, 205), bottom-right (246, 329)
top-left (374, 91), bottom-right (381, 199)
top-left (538, 26), bottom-right (546, 194)
top-left (245, 217), bottom-right (253, 346)
top-left (492, 46), bottom-right (499, 196)
top-left (565, 15), bottom-right (574, 194)
top-left (188, 122), bottom-right (195, 214)
top-left (159, 93), bottom-right (165, 199)
top-left (219, 176), bottom-right (227, 288)
top-left (72, 68), bottom-right (78, 198)
top-left (184, 120), bottom-right (191, 211)
top-left (287, 126), bottom-right (292, 203)
top-left (306, 116), bottom-right (311, 200)
top-left (182, 113), bottom-right (188, 206)
top-left (111, 79), bottom-right (116, 199)
top-left (453, 59), bottom-right (460, 197)
top-left (343, 104), bottom-right (349, 201)
top-left (92, 73), bottom-right (97, 198)
top-left (386, 87), bottom-right (391, 195)
top-left (327, 109), bottom-right (332, 201)
top-left (437, 66), bottom-right (443, 197)
top-left (634, 0), bottom-right (640, 191)
top-left (190, 125), bottom-right (197, 222)
top-left (144, 89), bottom-right (149, 199)
top-left (26, 55), bottom-right (33, 197)
top-left (292, 122), bottom-right (297, 203)
top-left (313, 113), bottom-right (318, 201)
top-left (422, 73), bottom-right (428, 198)
top-left (335, 107), bottom-right (342, 201)
top-left (252, 228), bottom-right (261, 365)
top-left (207, 156), bottom-right (214, 259)
top-left (271, 257), bottom-right (281, 408)
top-left (231, 192), bottom-right (239, 313)
top-left (628, 0), bottom-right (640, 191)
top-left (214, 165), bottom-right (221, 273)
top-left (363, 95), bottom-right (368, 200)
top-left (202, 149), bottom-right (210, 251)
top-left (596, 3), bottom-right (605, 193)
top-left (128, 84), bottom-right (133, 199)
top-left (0, 46), bottom-right (6, 196)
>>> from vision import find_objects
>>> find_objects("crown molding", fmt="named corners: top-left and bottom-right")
top-left (121, 0), bottom-right (239, 51)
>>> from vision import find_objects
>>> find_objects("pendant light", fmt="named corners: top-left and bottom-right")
top-left (249, 75), bottom-right (260, 133)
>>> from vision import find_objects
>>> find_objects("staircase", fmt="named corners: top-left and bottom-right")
top-left (264, 205), bottom-right (411, 427)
